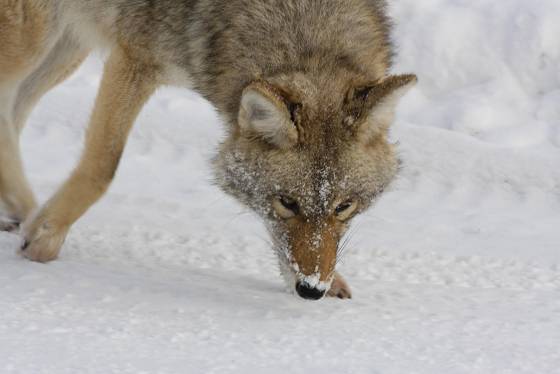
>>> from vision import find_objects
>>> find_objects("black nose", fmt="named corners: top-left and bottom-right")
top-left (296, 282), bottom-right (325, 300)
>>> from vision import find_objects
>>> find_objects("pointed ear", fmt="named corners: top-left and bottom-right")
top-left (345, 74), bottom-right (417, 142)
top-left (238, 81), bottom-right (298, 148)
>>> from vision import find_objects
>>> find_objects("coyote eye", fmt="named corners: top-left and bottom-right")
top-left (335, 200), bottom-right (357, 221)
top-left (272, 196), bottom-right (299, 219)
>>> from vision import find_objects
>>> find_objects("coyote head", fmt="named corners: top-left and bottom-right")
top-left (214, 71), bottom-right (416, 299)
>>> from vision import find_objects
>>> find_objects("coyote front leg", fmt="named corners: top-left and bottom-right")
top-left (21, 48), bottom-right (158, 262)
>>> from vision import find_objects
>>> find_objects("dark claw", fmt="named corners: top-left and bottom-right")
top-left (21, 240), bottom-right (30, 251)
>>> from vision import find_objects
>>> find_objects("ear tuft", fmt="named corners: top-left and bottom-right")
top-left (346, 74), bottom-right (417, 142)
top-left (372, 74), bottom-right (417, 106)
top-left (238, 81), bottom-right (298, 148)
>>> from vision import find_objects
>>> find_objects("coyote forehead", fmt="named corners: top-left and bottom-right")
top-left (214, 70), bottom-right (416, 212)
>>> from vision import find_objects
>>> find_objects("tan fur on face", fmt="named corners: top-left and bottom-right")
top-left (288, 217), bottom-right (343, 282)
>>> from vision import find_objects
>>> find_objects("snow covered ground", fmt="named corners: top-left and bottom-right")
top-left (1, 0), bottom-right (560, 373)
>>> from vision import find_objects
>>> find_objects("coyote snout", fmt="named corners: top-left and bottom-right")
top-left (279, 215), bottom-right (341, 300)
top-left (279, 213), bottom-right (356, 299)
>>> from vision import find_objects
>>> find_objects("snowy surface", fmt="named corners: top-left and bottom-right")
top-left (1, 1), bottom-right (560, 373)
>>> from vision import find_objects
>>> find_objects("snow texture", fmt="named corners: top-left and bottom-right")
top-left (1, 0), bottom-right (560, 373)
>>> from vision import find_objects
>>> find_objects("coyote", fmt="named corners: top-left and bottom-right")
top-left (0, 0), bottom-right (416, 300)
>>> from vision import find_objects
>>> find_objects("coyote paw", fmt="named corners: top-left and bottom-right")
top-left (20, 216), bottom-right (68, 263)
top-left (327, 272), bottom-right (352, 299)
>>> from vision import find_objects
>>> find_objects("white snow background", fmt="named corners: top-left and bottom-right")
top-left (1, 0), bottom-right (560, 373)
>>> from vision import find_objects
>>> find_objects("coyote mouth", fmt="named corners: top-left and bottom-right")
top-left (277, 253), bottom-right (334, 300)
top-left (297, 272), bottom-right (334, 292)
